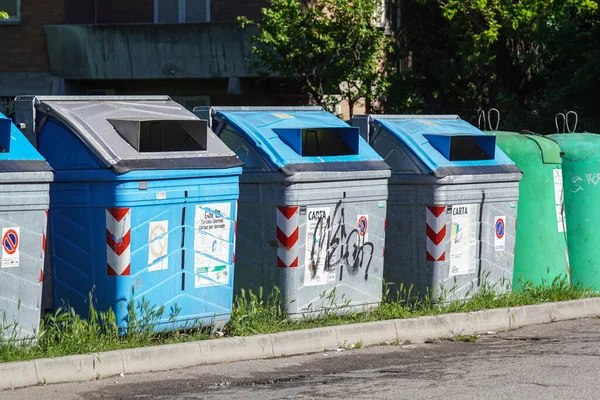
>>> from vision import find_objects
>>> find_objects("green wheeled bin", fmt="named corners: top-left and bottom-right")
top-left (478, 109), bottom-right (570, 290)
top-left (548, 111), bottom-right (600, 291)
top-left (487, 132), bottom-right (569, 289)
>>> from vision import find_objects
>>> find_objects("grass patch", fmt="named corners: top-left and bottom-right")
top-left (0, 274), bottom-right (595, 363)
top-left (452, 334), bottom-right (480, 343)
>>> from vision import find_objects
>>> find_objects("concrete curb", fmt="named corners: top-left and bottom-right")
top-left (1, 298), bottom-right (598, 390)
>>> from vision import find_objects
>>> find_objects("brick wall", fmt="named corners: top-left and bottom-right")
top-left (64, 0), bottom-right (153, 24)
top-left (211, 0), bottom-right (268, 22)
top-left (96, 0), bottom-right (154, 24)
top-left (0, 0), bottom-right (64, 72)
top-left (0, 0), bottom-right (271, 73)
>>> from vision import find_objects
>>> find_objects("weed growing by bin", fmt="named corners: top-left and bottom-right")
top-left (0, 276), bottom-right (596, 363)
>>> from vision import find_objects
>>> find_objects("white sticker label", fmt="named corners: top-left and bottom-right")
top-left (156, 191), bottom-right (167, 200)
top-left (194, 259), bottom-right (230, 287)
top-left (553, 169), bottom-right (567, 233)
top-left (194, 203), bottom-right (232, 288)
top-left (449, 205), bottom-right (477, 276)
top-left (328, 272), bottom-right (336, 282)
top-left (494, 216), bottom-right (506, 252)
top-left (1, 227), bottom-right (20, 268)
top-left (304, 207), bottom-right (331, 287)
top-left (148, 220), bottom-right (169, 271)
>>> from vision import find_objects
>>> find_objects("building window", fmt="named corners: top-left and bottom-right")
top-left (0, 0), bottom-right (20, 23)
top-left (154, 0), bottom-right (210, 23)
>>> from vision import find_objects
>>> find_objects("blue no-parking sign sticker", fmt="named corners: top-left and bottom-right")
top-left (357, 215), bottom-right (369, 243)
top-left (2, 227), bottom-right (20, 268)
top-left (494, 216), bottom-right (505, 252)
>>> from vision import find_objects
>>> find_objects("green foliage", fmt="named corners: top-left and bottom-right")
top-left (453, 334), bottom-right (480, 343)
top-left (0, 11), bottom-right (8, 20)
top-left (240, 0), bottom-right (391, 115)
top-left (440, 0), bottom-right (598, 46)
top-left (385, 0), bottom-right (600, 132)
top-left (226, 286), bottom-right (286, 336)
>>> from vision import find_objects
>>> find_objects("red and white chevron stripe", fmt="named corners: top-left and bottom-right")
top-left (41, 210), bottom-right (48, 283)
top-left (106, 207), bottom-right (131, 276)
top-left (426, 206), bottom-right (447, 262)
top-left (276, 206), bottom-right (299, 268)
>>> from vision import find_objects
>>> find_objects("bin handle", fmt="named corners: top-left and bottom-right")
top-left (477, 109), bottom-right (486, 130)
top-left (487, 108), bottom-right (500, 131)
top-left (555, 113), bottom-right (567, 133)
top-left (566, 111), bottom-right (578, 133)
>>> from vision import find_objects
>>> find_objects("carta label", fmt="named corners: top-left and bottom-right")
top-left (452, 206), bottom-right (469, 215)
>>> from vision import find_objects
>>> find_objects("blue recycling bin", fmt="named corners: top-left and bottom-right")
top-left (16, 96), bottom-right (242, 331)
top-left (194, 106), bottom-right (391, 318)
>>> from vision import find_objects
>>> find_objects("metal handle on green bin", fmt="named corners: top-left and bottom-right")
top-left (555, 113), bottom-right (567, 133)
top-left (555, 111), bottom-right (578, 133)
top-left (478, 108), bottom-right (500, 131)
top-left (566, 111), bottom-right (578, 133)
top-left (487, 108), bottom-right (500, 131)
top-left (477, 109), bottom-right (486, 130)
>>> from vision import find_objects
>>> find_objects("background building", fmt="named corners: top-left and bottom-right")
top-left (0, 0), bottom-right (309, 114)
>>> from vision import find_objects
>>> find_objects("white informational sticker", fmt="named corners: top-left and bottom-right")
top-left (148, 220), bottom-right (169, 272)
top-left (156, 191), bottom-right (167, 200)
top-left (553, 169), bottom-right (567, 233)
top-left (494, 216), bottom-right (506, 252)
top-left (1, 227), bottom-right (20, 268)
top-left (304, 207), bottom-right (330, 287)
top-left (356, 214), bottom-right (369, 243)
top-left (328, 272), bottom-right (336, 282)
top-left (195, 255), bottom-right (230, 287)
top-left (194, 203), bottom-right (232, 288)
top-left (449, 205), bottom-right (477, 276)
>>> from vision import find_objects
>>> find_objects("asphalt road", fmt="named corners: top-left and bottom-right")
top-left (5, 317), bottom-right (600, 399)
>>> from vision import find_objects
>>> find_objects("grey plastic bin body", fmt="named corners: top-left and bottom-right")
top-left (196, 106), bottom-right (391, 318)
top-left (351, 115), bottom-right (522, 301)
top-left (0, 114), bottom-right (53, 339)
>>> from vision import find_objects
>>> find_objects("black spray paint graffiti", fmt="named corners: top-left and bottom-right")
top-left (308, 200), bottom-right (374, 281)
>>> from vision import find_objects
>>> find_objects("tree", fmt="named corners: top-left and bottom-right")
top-left (239, 0), bottom-right (391, 116)
top-left (386, 0), bottom-right (600, 131)
top-left (440, 0), bottom-right (598, 116)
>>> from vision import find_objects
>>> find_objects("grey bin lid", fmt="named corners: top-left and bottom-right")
top-left (19, 96), bottom-right (242, 173)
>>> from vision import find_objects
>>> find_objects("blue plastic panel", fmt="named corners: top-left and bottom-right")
top-left (374, 117), bottom-right (514, 173)
top-left (49, 172), bottom-right (240, 331)
top-left (216, 110), bottom-right (383, 169)
top-left (0, 113), bottom-right (48, 162)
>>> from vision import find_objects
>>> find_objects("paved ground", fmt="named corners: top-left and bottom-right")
top-left (5, 317), bottom-right (600, 399)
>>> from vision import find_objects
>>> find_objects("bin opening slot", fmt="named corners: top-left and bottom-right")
top-left (0, 119), bottom-right (10, 153)
top-left (108, 118), bottom-right (208, 153)
top-left (274, 127), bottom-right (359, 156)
top-left (423, 134), bottom-right (495, 161)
